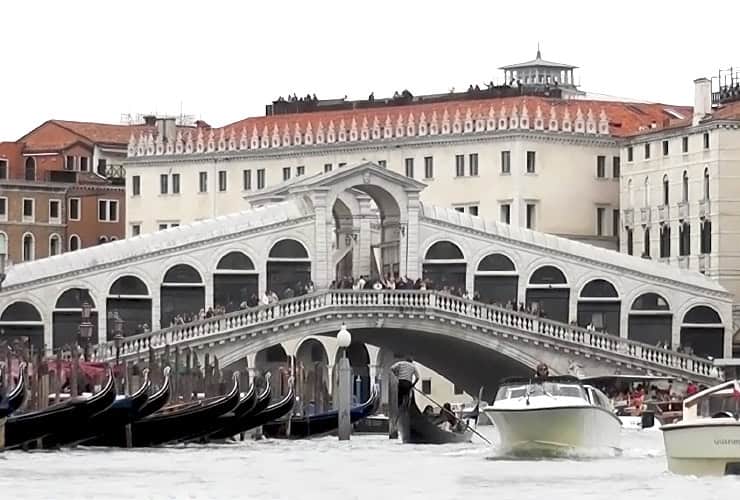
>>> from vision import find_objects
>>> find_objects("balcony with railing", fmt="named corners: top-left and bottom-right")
top-left (657, 204), bottom-right (669, 223)
top-left (640, 207), bottom-right (651, 225)
top-left (678, 201), bottom-right (690, 220)
top-left (623, 208), bottom-right (634, 227)
top-left (699, 199), bottom-right (711, 219)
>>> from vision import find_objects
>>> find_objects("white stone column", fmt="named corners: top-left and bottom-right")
top-left (357, 196), bottom-right (373, 278)
top-left (620, 309), bottom-right (629, 339)
top-left (204, 275), bottom-right (214, 309)
top-left (151, 288), bottom-right (161, 332)
top-left (312, 192), bottom-right (331, 288)
top-left (405, 192), bottom-right (421, 279)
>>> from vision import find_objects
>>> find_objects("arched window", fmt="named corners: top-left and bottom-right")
top-left (682, 171), bottom-right (689, 202)
top-left (679, 221), bottom-right (691, 256)
top-left (662, 174), bottom-right (669, 206)
top-left (627, 178), bottom-right (633, 207)
top-left (268, 239), bottom-right (309, 259)
top-left (631, 293), bottom-right (670, 311)
top-left (22, 233), bottom-right (35, 261)
top-left (681, 305), bottom-right (723, 359)
top-left (703, 167), bottom-right (710, 200)
top-left (659, 224), bottom-right (671, 258)
top-left (109, 276), bottom-right (149, 296)
top-left (217, 251), bottom-right (256, 270)
top-left (424, 241), bottom-right (464, 260)
top-left (700, 219), bottom-right (712, 255)
top-left (98, 236), bottom-right (108, 245)
top-left (529, 265), bottom-right (567, 285)
top-left (477, 253), bottom-right (515, 272)
top-left (163, 264), bottom-right (203, 284)
top-left (643, 176), bottom-right (649, 206)
top-left (24, 157), bottom-right (36, 181)
top-left (69, 234), bottom-right (81, 251)
top-left (0, 301), bottom-right (43, 322)
top-left (49, 234), bottom-right (61, 256)
top-left (580, 279), bottom-right (618, 298)
top-left (683, 306), bottom-right (721, 324)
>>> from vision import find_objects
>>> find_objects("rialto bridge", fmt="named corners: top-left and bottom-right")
top-left (0, 162), bottom-right (734, 401)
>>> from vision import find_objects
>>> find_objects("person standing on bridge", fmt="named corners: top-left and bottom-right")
top-left (391, 355), bottom-right (420, 409)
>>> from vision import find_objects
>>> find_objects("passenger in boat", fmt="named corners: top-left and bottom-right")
top-left (534, 363), bottom-right (549, 380)
top-left (422, 405), bottom-right (435, 417)
top-left (437, 402), bottom-right (462, 432)
top-left (391, 356), bottom-right (420, 409)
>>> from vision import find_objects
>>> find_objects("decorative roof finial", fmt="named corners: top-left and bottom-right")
top-left (536, 42), bottom-right (541, 60)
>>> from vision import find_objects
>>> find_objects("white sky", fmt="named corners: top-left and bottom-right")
top-left (1, 0), bottom-right (738, 140)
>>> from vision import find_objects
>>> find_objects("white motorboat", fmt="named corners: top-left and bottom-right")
top-left (661, 379), bottom-right (740, 476)
top-left (484, 375), bottom-right (621, 455)
top-left (582, 375), bottom-right (683, 430)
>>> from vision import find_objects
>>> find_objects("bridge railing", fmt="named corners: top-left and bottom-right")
top-left (90, 289), bottom-right (722, 380)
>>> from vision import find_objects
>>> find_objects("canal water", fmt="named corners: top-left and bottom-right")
top-left (2, 427), bottom-right (738, 499)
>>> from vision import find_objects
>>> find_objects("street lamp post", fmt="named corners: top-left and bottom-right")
top-left (79, 300), bottom-right (93, 361)
top-left (113, 315), bottom-right (124, 393)
top-left (336, 323), bottom-right (352, 441)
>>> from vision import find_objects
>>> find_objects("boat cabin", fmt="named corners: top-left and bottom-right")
top-left (494, 375), bottom-right (612, 411)
top-left (681, 380), bottom-right (740, 421)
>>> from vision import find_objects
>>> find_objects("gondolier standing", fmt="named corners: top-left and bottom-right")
top-left (391, 356), bottom-right (420, 409)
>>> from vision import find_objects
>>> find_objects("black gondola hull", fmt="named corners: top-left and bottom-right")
top-left (398, 392), bottom-right (472, 445)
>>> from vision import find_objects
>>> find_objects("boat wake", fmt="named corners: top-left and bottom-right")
top-left (487, 445), bottom-right (624, 461)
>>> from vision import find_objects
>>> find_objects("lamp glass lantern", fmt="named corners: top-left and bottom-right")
top-left (80, 300), bottom-right (92, 321)
top-left (336, 323), bottom-right (352, 349)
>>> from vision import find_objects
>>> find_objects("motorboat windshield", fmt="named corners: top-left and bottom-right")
top-left (495, 380), bottom-right (587, 402)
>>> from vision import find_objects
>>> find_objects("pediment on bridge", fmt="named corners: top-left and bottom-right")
top-left (245, 161), bottom-right (426, 205)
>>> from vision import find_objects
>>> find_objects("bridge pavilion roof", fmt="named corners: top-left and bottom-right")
top-left (422, 204), bottom-right (728, 295)
top-left (1, 199), bottom-right (311, 289)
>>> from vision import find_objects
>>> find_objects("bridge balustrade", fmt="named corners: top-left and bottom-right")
top-left (89, 289), bottom-right (722, 380)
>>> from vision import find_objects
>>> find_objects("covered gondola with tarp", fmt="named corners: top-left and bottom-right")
top-left (5, 371), bottom-right (116, 449)
top-left (122, 372), bottom-right (241, 447)
top-left (46, 369), bottom-right (152, 447)
top-left (398, 391), bottom-right (473, 444)
top-left (88, 367), bottom-right (172, 447)
top-left (207, 376), bottom-right (272, 440)
top-left (184, 377), bottom-right (257, 443)
top-left (1, 363), bottom-right (28, 419)
top-left (263, 386), bottom-right (379, 439)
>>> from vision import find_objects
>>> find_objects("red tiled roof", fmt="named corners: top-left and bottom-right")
top-left (222, 96), bottom-right (692, 139)
top-left (707, 100), bottom-right (740, 121)
top-left (19, 119), bottom-right (196, 151)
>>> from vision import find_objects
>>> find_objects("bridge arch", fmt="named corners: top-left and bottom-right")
top-left (213, 250), bottom-right (258, 312)
top-left (422, 240), bottom-right (467, 291)
top-left (332, 342), bottom-right (372, 404)
top-left (525, 264), bottom-right (570, 322)
top-left (254, 344), bottom-right (291, 398)
top-left (267, 238), bottom-right (311, 298)
top-left (160, 263), bottom-right (205, 328)
top-left (680, 305), bottom-right (724, 359)
top-left (53, 287), bottom-right (99, 349)
top-left (628, 292), bottom-right (672, 347)
top-left (0, 300), bottom-right (44, 350)
top-left (107, 274), bottom-right (152, 337)
top-left (473, 252), bottom-right (518, 305)
top-left (221, 318), bottom-right (541, 401)
top-left (576, 278), bottom-right (621, 336)
top-left (294, 337), bottom-right (330, 413)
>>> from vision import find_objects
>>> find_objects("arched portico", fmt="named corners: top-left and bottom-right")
top-left (0, 301), bottom-right (44, 350)
top-left (628, 292), bottom-right (672, 347)
top-left (577, 279), bottom-right (621, 336)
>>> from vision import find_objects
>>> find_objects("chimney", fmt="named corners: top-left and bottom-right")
top-left (195, 120), bottom-right (211, 129)
top-left (143, 115), bottom-right (157, 126)
top-left (155, 117), bottom-right (177, 144)
top-left (693, 78), bottom-right (711, 126)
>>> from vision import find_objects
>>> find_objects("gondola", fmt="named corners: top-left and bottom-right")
top-left (45, 370), bottom-right (152, 448)
top-left (182, 377), bottom-right (258, 443)
top-left (87, 367), bottom-right (171, 447)
top-left (1, 363), bottom-right (28, 418)
top-left (4, 371), bottom-right (117, 449)
top-left (238, 379), bottom-right (295, 434)
top-left (122, 372), bottom-right (241, 447)
top-left (136, 367), bottom-right (172, 419)
top-left (262, 386), bottom-right (379, 439)
top-left (398, 391), bottom-right (473, 444)
top-left (207, 376), bottom-right (272, 441)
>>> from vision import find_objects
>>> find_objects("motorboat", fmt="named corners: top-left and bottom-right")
top-left (484, 375), bottom-right (621, 455)
top-left (661, 379), bottom-right (740, 476)
top-left (582, 375), bottom-right (682, 430)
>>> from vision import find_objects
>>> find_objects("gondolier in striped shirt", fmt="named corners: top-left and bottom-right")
top-left (391, 356), bottom-right (420, 409)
